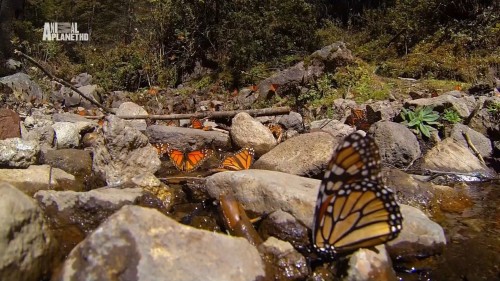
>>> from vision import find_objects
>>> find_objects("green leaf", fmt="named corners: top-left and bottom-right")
top-left (408, 118), bottom-right (420, 127)
top-left (420, 123), bottom-right (431, 138)
top-left (408, 111), bottom-right (416, 120)
top-left (422, 114), bottom-right (439, 122)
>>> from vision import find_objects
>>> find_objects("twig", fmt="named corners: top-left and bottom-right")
top-left (219, 194), bottom-right (263, 247)
top-left (83, 106), bottom-right (291, 120)
top-left (14, 49), bottom-right (113, 114)
top-left (462, 131), bottom-right (486, 166)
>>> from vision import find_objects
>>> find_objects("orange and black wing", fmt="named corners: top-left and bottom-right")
top-left (219, 147), bottom-right (255, 171)
top-left (166, 145), bottom-right (187, 171)
top-left (184, 149), bottom-right (214, 172)
top-left (190, 117), bottom-right (204, 129)
top-left (152, 143), bottom-right (169, 157)
top-left (313, 132), bottom-right (403, 255)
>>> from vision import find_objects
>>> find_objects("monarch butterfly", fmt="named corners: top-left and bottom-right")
top-left (269, 83), bottom-right (279, 93)
top-left (164, 144), bottom-right (214, 172)
top-left (313, 132), bottom-right (402, 256)
top-left (219, 147), bottom-right (255, 171)
top-left (190, 117), bottom-right (204, 129)
top-left (267, 123), bottom-right (284, 143)
top-left (190, 117), bottom-right (212, 131)
top-left (166, 120), bottom-right (179, 127)
top-left (345, 107), bottom-right (381, 131)
top-left (249, 85), bottom-right (258, 92)
top-left (152, 143), bottom-right (169, 157)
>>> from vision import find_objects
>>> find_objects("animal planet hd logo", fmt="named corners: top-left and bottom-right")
top-left (42, 22), bottom-right (89, 41)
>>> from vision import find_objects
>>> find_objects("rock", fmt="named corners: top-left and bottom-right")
top-left (41, 149), bottom-right (92, 179)
top-left (0, 165), bottom-right (80, 195)
top-left (0, 108), bottom-right (21, 139)
top-left (5, 59), bottom-right (22, 71)
top-left (146, 125), bottom-right (231, 151)
top-left (278, 111), bottom-right (304, 132)
top-left (367, 100), bottom-right (403, 121)
top-left (258, 210), bottom-right (310, 250)
top-left (405, 94), bottom-right (471, 118)
top-left (35, 187), bottom-right (146, 256)
top-left (383, 169), bottom-right (469, 213)
top-left (0, 72), bottom-right (44, 103)
top-left (345, 245), bottom-right (397, 281)
top-left (368, 121), bottom-right (421, 169)
top-left (52, 112), bottom-right (97, 133)
top-left (231, 112), bottom-right (277, 156)
top-left (0, 138), bottom-right (39, 167)
top-left (54, 84), bottom-right (100, 108)
top-left (422, 138), bottom-right (495, 177)
top-left (76, 84), bottom-right (101, 108)
top-left (23, 108), bottom-right (53, 128)
top-left (387, 205), bottom-right (446, 260)
top-left (448, 123), bottom-right (493, 158)
top-left (258, 237), bottom-right (309, 280)
top-left (57, 205), bottom-right (265, 281)
top-left (71, 73), bottom-right (93, 87)
top-left (309, 119), bottom-right (355, 138)
top-left (116, 102), bottom-right (148, 131)
top-left (93, 116), bottom-right (161, 185)
top-left (253, 132), bottom-right (336, 177)
top-left (258, 43), bottom-right (353, 100)
top-left (237, 88), bottom-right (258, 108)
top-left (0, 182), bottom-right (55, 281)
top-left (468, 97), bottom-right (500, 140)
top-left (205, 170), bottom-right (319, 228)
top-left (331, 98), bottom-right (358, 121)
top-left (52, 122), bottom-right (80, 148)
top-left (22, 125), bottom-right (55, 148)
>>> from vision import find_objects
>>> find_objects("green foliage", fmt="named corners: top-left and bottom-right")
top-left (442, 108), bottom-right (462, 124)
top-left (317, 1), bottom-right (499, 83)
top-left (486, 101), bottom-right (500, 122)
top-left (333, 61), bottom-right (392, 102)
top-left (487, 101), bottom-right (500, 114)
top-left (400, 106), bottom-right (441, 138)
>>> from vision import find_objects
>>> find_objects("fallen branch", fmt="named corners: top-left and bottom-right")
top-left (219, 194), bottom-right (263, 247)
top-left (14, 49), bottom-right (113, 114)
top-left (462, 131), bottom-right (486, 166)
top-left (83, 106), bottom-right (291, 120)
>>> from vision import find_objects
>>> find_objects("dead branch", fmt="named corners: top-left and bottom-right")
top-left (219, 194), bottom-right (263, 247)
top-left (14, 49), bottom-right (113, 114)
top-left (83, 106), bottom-right (291, 120)
top-left (462, 131), bottom-right (486, 166)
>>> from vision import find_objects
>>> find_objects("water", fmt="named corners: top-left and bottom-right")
top-left (397, 181), bottom-right (500, 281)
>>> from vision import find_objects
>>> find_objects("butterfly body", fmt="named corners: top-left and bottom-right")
top-left (219, 147), bottom-right (255, 171)
top-left (313, 132), bottom-right (402, 256)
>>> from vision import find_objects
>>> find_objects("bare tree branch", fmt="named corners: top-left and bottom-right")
top-left (14, 49), bottom-right (114, 114)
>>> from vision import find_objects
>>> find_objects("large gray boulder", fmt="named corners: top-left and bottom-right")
top-left (57, 205), bottom-right (265, 281)
top-left (0, 182), bottom-right (56, 281)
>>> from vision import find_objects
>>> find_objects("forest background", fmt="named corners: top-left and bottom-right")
top-left (0, 0), bottom-right (498, 102)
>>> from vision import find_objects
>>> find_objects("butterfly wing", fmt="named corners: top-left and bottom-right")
top-left (190, 117), bottom-right (204, 129)
top-left (219, 148), bottom-right (255, 171)
top-left (184, 149), bottom-right (214, 172)
top-left (313, 132), bottom-right (403, 255)
top-left (166, 145), bottom-right (187, 171)
top-left (152, 143), bottom-right (169, 157)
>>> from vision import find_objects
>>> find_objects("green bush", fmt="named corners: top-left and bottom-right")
top-left (442, 108), bottom-right (463, 124)
top-left (400, 106), bottom-right (441, 138)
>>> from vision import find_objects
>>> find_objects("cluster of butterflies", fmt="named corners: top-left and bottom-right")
top-left (312, 132), bottom-right (403, 256)
top-left (153, 143), bottom-right (255, 173)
